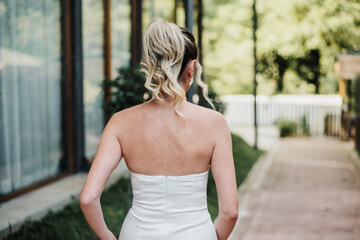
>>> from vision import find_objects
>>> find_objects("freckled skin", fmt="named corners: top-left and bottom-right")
top-left (80, 74), bottom-right (238, 240)
top-left (80, 21), bottom-right (238, 239)
top-left (113, 100), bottom-right (217, 175)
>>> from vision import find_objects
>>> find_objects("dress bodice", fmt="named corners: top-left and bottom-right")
top-left (119, 170), bottom-right (217, 240)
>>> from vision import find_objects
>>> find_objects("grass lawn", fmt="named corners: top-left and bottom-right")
top-left (4, 133), bottom-right (263, 240)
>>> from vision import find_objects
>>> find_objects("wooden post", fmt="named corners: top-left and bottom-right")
top-left (131, 0), bottom-right (142, 67)
top-left (104, 0), bottom-right (111, 80)
top-left (339, 78), bottom-right (345, 98)
top-left (64, 0), bottom-right (74, 173)
top-left (104, 0), bottom-right (112, 122)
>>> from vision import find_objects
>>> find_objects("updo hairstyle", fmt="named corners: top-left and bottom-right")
top-left (141, 20), bottom-right (214, 116)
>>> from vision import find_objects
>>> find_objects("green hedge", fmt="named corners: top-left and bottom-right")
top-left (354, 75), bottom-right (360, 152)
top-left (4, 178), bottom-right (131, 240)
top-left (277, 119), bottom-right (298, 137)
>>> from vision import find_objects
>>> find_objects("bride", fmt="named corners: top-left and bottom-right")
top-left (79, 20), bottom-right (238, 240)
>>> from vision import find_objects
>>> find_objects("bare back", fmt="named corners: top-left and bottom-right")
top-left (111, 100), bottom-right (221, 176)
top-left (80, 20), bottom-right (238, 240)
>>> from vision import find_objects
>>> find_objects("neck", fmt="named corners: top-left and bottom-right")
top-left (149, 95), bottom-right (188, 108)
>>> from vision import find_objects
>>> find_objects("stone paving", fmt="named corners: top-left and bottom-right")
top-left (229, 137), bottom-right (360, 240)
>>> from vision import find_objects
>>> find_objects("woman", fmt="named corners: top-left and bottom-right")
top-left (79, 20), bottom-right (238, 240)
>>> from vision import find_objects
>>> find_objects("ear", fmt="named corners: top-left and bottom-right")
top-left (186, 60), bottom-right (196, 79)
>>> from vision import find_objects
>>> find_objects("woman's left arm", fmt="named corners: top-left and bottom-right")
top-left (79, 114), bottom-right (123, 240)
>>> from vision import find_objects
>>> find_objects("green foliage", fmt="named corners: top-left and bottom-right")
top-left (295, 49), bottom-right (321, 93)
top-left (260, 49), bottom-right (322, 93)
top-left (198, 87), bottom-right (227, 114)
top-left (258, 51), bottom-right (288, 93)
top-left (257, 0), bottom-right (360, 94)
top-left (356, 118), bottom-right (360, 153)
top-left (324, 114), bottom-right (332, 136)
top-left (203, 0), bottom-right (254, 95)
top-left (300, 115), bottom-right (310, 136)
top-left (277, 119), bottom-right (298, 137)
top-left (102, 67), bottom-right (150, 117)
top-left (4, 178), bottom-right (131, 240)
top-left (103, 67), bottom-right (226, 116)
top-left (5, 134), bottom-right (263, 238)
top-left (354, 75), bottom-right (360, 152)
top-left (353, 75), bottom-right (360, 118)
top-left (203, 0), bottom-right (360, 95)
top-left (207, 133), bottom-right (264, 220)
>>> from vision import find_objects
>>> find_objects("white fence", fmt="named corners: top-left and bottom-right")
top-left (222, 94), bottom-right (343, 135)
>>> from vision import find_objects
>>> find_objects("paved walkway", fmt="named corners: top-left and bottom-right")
top-left (229, 137), bottom-right (360, 240)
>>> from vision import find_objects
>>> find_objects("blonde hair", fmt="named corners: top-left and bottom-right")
top-left (141, 20), bottom-right (214, 116)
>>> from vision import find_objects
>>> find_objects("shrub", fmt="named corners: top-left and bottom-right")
top-left (102, 67), bottom-right (150, 117)
top-left (103, 66), bottom-right (226, 116)
top-left (4, 178), bottom-right (131, 240)
top-left (353, 75), bottom-right (360, 151)
top-left (354, 75), bottom-right (360, 118)
top-left (300, 115), bottom-right (310, 136)
top-left (277, 119), bottom-right (298, 137)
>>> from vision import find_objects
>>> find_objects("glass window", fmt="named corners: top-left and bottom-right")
top-left (111, 0), bottom-right (131, 77)
top-left (0, 0), bottom-right (62, 195)
top-left (82, 0), bottom-right (105, 158)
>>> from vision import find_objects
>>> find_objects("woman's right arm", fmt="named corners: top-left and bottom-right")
top-left (210, 114), bottom-right (238, 240)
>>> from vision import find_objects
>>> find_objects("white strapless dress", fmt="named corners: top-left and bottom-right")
top-left (119, 170), bottom-right (217, 240)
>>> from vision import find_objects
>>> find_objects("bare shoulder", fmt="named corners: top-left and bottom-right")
top-left (188, 103), bottom-right (228, 130)
top-left (106, 103), bottom-right (147, 128)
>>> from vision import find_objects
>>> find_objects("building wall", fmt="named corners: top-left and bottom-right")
top-left (0, 0), bottom-right (192, 202)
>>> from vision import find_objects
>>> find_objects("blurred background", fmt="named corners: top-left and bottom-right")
top-left (0, 0), bottom-right (359, 239)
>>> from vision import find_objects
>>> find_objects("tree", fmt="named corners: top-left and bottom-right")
top-left (202, 0), bottom-right (360, 95)
top-left (258, 51), bottom-right (288, 93)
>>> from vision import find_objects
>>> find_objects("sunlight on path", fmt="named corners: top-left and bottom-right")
top-left (230, 137), bottom-right (360, 240)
